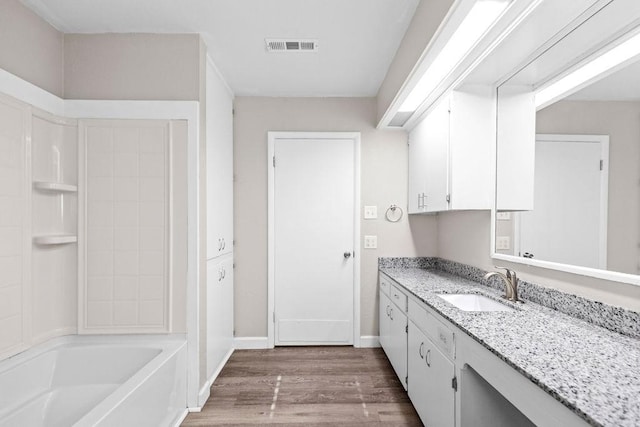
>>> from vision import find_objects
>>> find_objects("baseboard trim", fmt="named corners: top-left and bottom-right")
top-left (233, 336), bottom-right (270, 349)
top-left (172, 409), bottom-right (189, 426)
top-left (197, 382), bottom-right (210, 410)
top-left (359, 336), bottom-right (381, 348)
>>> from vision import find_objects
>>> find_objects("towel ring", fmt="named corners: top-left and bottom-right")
top-left (385, 204), bottom-right (403, 223)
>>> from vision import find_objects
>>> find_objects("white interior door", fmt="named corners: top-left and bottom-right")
top-left (518, 135), bottom-right (608, 269)
top-left (272, 135), bottom-right (356, 346)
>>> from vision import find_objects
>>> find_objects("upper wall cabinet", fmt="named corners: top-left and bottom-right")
top-left (206, 63), bottom-right (234, 260)
top-left (408, 86), bottom-right (493, 214)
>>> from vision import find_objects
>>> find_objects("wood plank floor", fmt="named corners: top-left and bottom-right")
top-left (182, 347), bottom-right (423, 426)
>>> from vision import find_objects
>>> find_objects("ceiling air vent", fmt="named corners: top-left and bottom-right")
top-left (266, 39), bottom-right (319, 53)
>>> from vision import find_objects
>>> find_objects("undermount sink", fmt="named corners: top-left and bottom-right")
top-left (437, 294), bottom-right (515, 312)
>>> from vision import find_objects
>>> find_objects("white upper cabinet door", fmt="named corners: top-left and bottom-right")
top-left (407, 119), bottom-right (429, 214)
top-left (423, 97), bottom-right (451, 213)
top-left (206, 61), bottom-right (234, 259)
top-left (496, 85), bottom-right (536, 211)
top-left (407, 86), bottom-right (494, 214)
top-left (448, 85), bottom-right (494, 211)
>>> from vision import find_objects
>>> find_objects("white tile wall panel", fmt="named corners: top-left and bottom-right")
top-left (0, 94), bottom-right (29, 359)
top-left (81, 120), bottom-right (170, 333)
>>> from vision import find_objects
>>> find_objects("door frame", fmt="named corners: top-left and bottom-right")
top-left (267, 131), bottom-right (361, 348)
top-left (515, 133), bottom-right (609, 268)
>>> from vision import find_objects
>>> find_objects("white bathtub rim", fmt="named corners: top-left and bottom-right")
top-left (0, 334), bottom-right (187, 426)
top-left (74, 336), bottom-right (187, 426)
top-left (0, 334), bottom-right (186, 374)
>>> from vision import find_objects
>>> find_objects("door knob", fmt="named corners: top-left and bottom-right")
top-left (344, 252), bottom-right (352, 259)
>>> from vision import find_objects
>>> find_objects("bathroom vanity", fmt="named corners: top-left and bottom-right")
top-left (379, 258), bottom-right (640, 427)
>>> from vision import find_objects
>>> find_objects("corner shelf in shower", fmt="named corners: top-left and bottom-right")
top-left (32, 181), bottom-right (78, 193)
top-left (33, 235), bottom-right (78, 245)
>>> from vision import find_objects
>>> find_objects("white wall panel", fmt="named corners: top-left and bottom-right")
top-left (80, 120), bottom-right (171, 333)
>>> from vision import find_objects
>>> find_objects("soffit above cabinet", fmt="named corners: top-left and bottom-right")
top-left (20, 0), bottom-right (419, 97)
top-left (380, 0), bottom-right (614, 130)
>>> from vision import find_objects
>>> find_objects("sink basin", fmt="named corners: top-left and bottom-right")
top-left (437, 294), bottom-right (515, 312)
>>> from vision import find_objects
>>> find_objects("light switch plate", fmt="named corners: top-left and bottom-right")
top-left (364, 235), bottom-right (377, 249)
top-left (496, 212), bottom-right (512, 221)
top-left (496, 236), bottom-right (511, 250)
top-left (364, 206), bottom-right (377, 219)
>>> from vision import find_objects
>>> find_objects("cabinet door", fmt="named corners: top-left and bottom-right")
top-left (423, 96), bottom-right (451, 213)
top-left (379, 291), bottom-right (391, 350)
top-left (408, 321), bottom-right (455, 427)
top-left (380, 292), bottom-right (408, 390)
top-left (408, 125), bottom-right (428, 214)
top-left (449, 86), bottom-right (494, 210)
top-left (206, 61), bottom-right (234, 259)
top-left (206, 255), bottom-right (234, 378)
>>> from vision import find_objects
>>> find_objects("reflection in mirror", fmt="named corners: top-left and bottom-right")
top-left (496, 31), bottom-right (640, 276)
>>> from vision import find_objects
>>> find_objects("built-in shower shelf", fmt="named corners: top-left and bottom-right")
top-left (33, 235), bottom-right (77, 245)
top-left (33, 181), bottom-right (78, 193)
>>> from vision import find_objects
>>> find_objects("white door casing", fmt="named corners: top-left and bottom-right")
top-left (517, 134), bottom-right (609, 269)
top-left (268, 132), bottom-right (361, 347)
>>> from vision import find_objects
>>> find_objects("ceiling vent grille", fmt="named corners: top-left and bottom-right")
top-left (266, 39), bottom-right (318, 52)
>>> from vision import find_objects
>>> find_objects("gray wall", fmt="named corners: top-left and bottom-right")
top-left (64, 33), bottom-right (201, 101)
top-left (0, 0), bottom-right (64, 97)
top-left (233, 96), bottom-right (438, 338)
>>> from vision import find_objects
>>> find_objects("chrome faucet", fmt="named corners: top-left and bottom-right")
top-left (484, 267), bottom-right (520, 302)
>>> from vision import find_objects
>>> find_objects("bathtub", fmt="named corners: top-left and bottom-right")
top-left (0, 335), bottom-right (187, 427)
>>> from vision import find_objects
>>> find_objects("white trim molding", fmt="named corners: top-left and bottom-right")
top-left (267, 131), bottom-right (362, 349)
top-left (233, 337), bottom-right (270, 350)
top-left (359, 336), bottom-right (381, 348)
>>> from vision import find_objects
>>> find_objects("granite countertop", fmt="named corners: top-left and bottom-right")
top-left (379, 266), bottom-right (640, 427)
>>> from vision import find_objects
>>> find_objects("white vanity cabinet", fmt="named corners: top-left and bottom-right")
top-left (408, 320), bottom-right (455, 427)
top-left (408, 86), bottom-right (493, 214)
top-left (379, 275), bottom-right (408, 390)
top-left (408, 299), bottom-right (456, 427)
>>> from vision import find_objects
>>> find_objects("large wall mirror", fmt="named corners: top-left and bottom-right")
top-left (493, 0), bottom-right (640, 285)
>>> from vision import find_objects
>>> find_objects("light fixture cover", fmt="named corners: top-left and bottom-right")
top-left (398, 0), bottom-right (510, 113)
top-left (535, 31), bottom-right (640, 108)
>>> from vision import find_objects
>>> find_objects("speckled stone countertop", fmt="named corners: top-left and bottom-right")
top-left (379, 265), bottom-right (640, 427)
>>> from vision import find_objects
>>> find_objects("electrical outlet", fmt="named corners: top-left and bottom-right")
top-left (364, 206), bottom-right (378, 219)
top-left (364, 235), bottom-right (378, 249)
top-left (496, 212), bottom-right (512, 221)
top-left (496, 236), bottom-right (511, 250)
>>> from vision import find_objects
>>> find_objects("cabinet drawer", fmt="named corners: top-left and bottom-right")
top-left (409, 299), bottom-right (454, 360)
top-left (390, 284), bottom-right (408, 312)
top-left (379, 274), bottom-right (392, 297)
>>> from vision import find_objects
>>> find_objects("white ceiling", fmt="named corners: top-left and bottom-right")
top-left (21, 0), bottom-right (419, 97)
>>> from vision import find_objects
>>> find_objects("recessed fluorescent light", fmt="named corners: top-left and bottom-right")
top-left (535, 31), bottom-right (640, 108)
top-left (398, 0), bottom-right (510, 113)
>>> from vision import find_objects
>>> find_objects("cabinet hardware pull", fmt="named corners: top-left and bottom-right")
top-left (426, 349), bottom-right (431, 367)
top-left (389, 308), bottom-right (394, 321)
top-left (419, 342), bottom-right (424, 359)
top-left (222, 238), bottom-right (226, 250)
top-left (386, 305), bottom-right (390, 317)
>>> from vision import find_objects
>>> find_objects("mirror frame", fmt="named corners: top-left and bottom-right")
top-left (490, 2), bottom-right (640, 287)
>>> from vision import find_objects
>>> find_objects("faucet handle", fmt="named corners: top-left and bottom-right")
top-left (493, 265), bottom-right (512, 277)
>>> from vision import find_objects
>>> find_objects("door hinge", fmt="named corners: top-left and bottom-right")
top-left (273, 156), bottom-right (276, 167)
top-left (232, 108), bottom-right (235, 116)
top-left (446, 194), bottom-right (451, 203)
top-left (405, 375), bottom-right (408, 385)
top-left (405, 324), bottom-right (408, 333)
top-left (452, 376), bottom-right (458, 391)
top-left (600, 159), bottom-right (603, 171)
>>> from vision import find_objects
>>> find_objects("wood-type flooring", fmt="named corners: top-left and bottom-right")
top-left (182, 346), bottom-right (423, 426)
